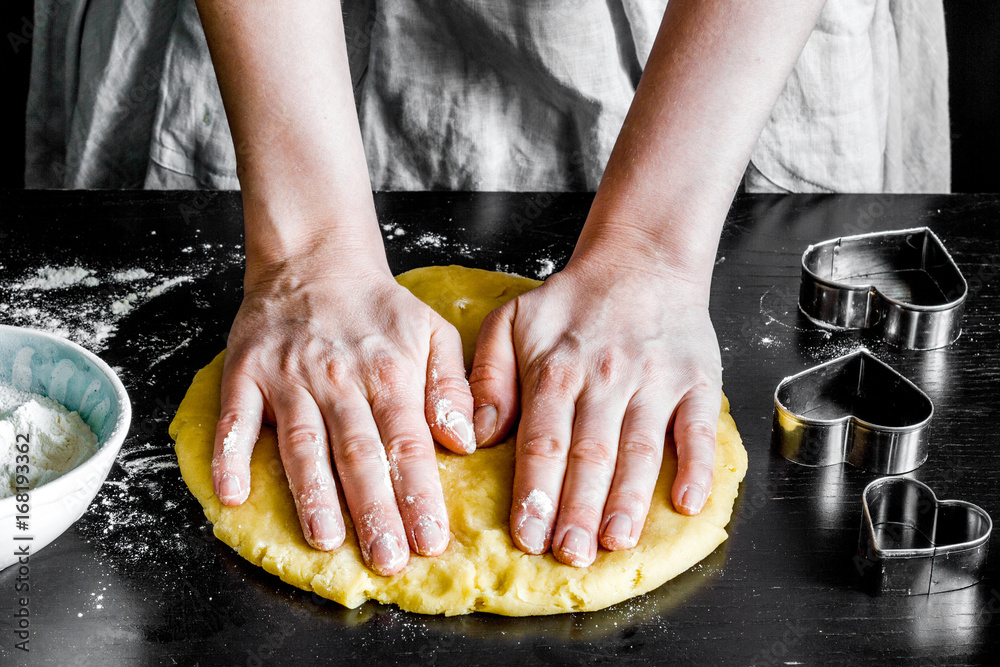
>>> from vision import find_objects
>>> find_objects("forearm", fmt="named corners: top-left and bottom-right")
top-left (196, 0), bottom-right (386, 284)
top-left (576, 0), bottom-right (826, 298)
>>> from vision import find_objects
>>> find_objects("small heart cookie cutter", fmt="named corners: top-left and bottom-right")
top-left (772, 349), bottom-right (933, 474)
top-left (799, 227), bottom-right (967, 350)
top-left (858, 477), bottom-right (992, 595)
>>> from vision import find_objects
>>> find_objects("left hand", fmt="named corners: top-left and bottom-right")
top-left (469, 258), bottom-right (721, 567)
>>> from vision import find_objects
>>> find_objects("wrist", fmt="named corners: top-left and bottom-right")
top-left (243, 206), bottom-right (390, 292)
top-left (567, 210), bottom-right (719, 304)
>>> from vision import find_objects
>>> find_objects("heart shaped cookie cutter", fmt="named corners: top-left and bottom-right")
top-left (772, 349), bottom-right (933, 474)
top-left (799, 227), bottom-right (967, 349)
top-left (858, 477), bottom-right (992, 595)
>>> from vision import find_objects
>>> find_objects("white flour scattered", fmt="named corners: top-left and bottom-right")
top-left (112, 268), bottom-right (153, 282)
top-left (16, 266), bottom-right (99, 290)
top-left (1, 265), bottom-right (199, 353)
top-left (112, 277), bottom-right (193, 316)
top-left (0, 383), bottom-right (99, 498)
top-left (536, 258), bottom-right (556, 279)
top-left (414, 232), bottom-right (445, 248)
top-left (146, 276), bottom-right (192, 299)
top-left (381, 223), bottom-right (407, 238)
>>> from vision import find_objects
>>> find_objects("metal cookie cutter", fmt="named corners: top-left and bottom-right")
top-left (799, 227), bottom-right (967, 349)
top-left (772, 349), bottom-right (933, 474)
top-left (858, 477), bottom-right (992, 595)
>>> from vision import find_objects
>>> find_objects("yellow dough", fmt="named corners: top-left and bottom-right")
top-left (169, 265), bottom-right (748, 616)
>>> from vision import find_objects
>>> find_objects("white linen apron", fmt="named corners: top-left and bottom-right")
top-left (25, 0), bottom-right (951, 193)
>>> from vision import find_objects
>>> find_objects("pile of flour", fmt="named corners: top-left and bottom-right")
top-left (0, 383), bottom-right (99, 498)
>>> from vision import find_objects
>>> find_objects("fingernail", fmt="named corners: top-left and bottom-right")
top-left (413, 514), bottom-right (447, 555)
top-left (446, 411), bottom-right (477, 453)
top-left (369, 534), bottom-right (407, 575)
top-left (218, 472), bottom-right (245, 504)
top-left (517, 516), bottom-right (548, 554)
top-left (602, 513), bottom-right (634, 549)
top-left (308, 509), bottom-right (344, 550)
top-left (474, 405), bottom-right (498, 443)
top-left (680, 485), bottom-right (707, 514)
top-left (558, 527), bottom-right (594, 567)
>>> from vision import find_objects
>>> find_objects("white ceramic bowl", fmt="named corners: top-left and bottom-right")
top-left (0, 325), bottom-right (131, 569)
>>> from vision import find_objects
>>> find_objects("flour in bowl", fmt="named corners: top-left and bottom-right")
top-left (0, 383), bottom-right (99, 498)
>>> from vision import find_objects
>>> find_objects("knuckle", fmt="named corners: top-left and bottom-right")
top-left (397, 492), bottom-right (441, 517)
top-left (480, 307), bottom-right (508, 332)
top-left (592, 347), bottom-right (623, 385)
top-left (352, 500), bottom-right (391, 535)
top-left (335, 435), bottom-right (384, 468)
top-left (618, 437), bottom-right (661, 464)
top-left (569, 437), bottom-right (616, 467)
top-left (558, 501), bottom-right (604, 526)
top-left (215, 411), bottom-right (243, 437)
top-left (690, 375), bottom-right (721, 395)
top-left (383, 433), bottom-right (430, 463)
top-left (294, 477), bottom-right (335, 506)
top-left (282, 423), bottom-right (325, 451)
top-left (320, 353), bottom-right (354, 389)
top-left (468, 360), bottom-right (505, 389)
top-left (679, 458), bottom-right (716, 479)
top-left (280, 425), bottom-right (327, 468)
top-left (679, 418), bottom-right (718, 445)
top-left (639, 358), bottom-right (667, 386)
top-left (530, 355), bottom-right (579, 397)
top-left (224, 353), bottom-right (257, 379)
top-left (517, 436), bottom-right (568, 462)
top-left (606, 488), bottom-right (648, 516)
top-left (367, 357), bottom-right (414, 403)
top-left (430, 372), bottom-right (471, 398)
top-left (276, 349), bottom-right (301, 378)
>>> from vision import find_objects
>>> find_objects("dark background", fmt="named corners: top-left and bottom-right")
top-left (2, 189), bottom-right (998, 665)
top-left (2, 1), bottom-right (999, 192)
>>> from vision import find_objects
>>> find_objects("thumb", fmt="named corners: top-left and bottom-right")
top-left (468, 302), bottom-right (520, 447)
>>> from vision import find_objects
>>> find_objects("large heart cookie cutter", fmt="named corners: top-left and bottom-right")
top-left (799, 227), bottom-right (967, 349)
top-left (772, 349), bottom-right (933, 474)
top-left (858, 477), bottom-right (992, 595)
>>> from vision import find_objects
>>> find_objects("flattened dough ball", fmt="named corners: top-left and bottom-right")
top-left (169, 265), bottom-right (748, 616)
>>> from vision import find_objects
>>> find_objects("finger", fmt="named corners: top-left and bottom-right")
top-left (212, 366), bottom-right (263, 506)
top-left (273, 389), bottom-right (346, 551)
top-left (369, 359), bottom-right (450, 557)
top-left (551, 388), bottom-right (628, 567)
top-left (324, 390), bottom-right (409, 576)
top-left (509, 355), bottom-right (580, 555)
top-left (670, 386), bottom-right (721, 516)
top-left (469, 303), bottom-right (519, 447)
top-left (599, 391), bottom-right (666, 551)
top-left (426, 318), bottom-right (476, 454)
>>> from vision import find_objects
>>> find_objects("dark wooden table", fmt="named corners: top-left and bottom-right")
top-left (1, 190), bottom-right (998, 665)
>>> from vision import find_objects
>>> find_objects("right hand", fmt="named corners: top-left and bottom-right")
top-left (210, 262), bottom-right (476, 576)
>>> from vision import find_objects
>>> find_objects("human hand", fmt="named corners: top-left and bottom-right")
top-left (210, 263), bottom-right (475, 576)
top-left (469, 260), bottom-right (720, 567)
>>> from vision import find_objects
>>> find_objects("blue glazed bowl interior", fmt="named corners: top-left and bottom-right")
top-left (0, 326), bottom-right (127, 446)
